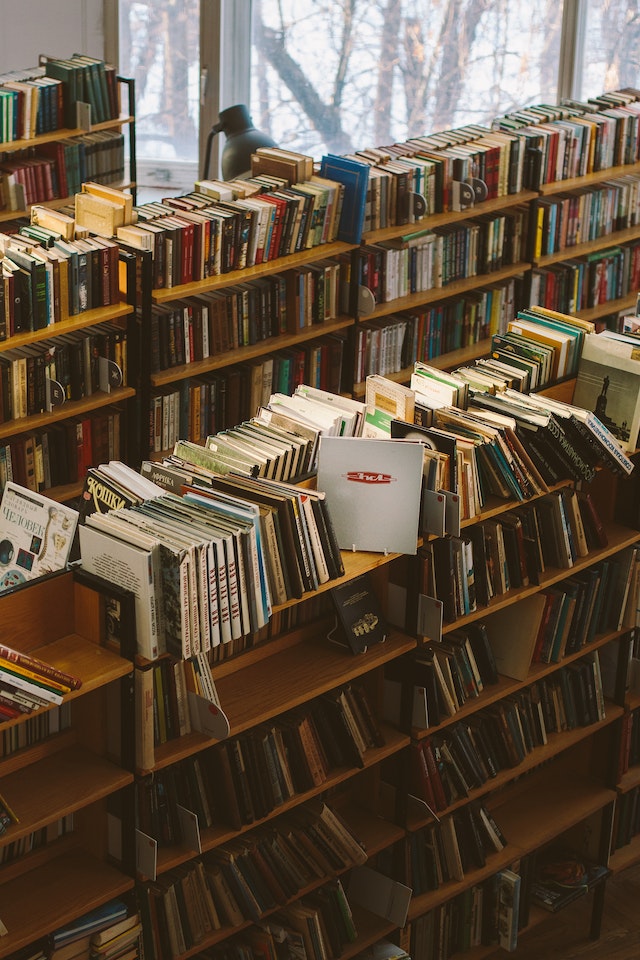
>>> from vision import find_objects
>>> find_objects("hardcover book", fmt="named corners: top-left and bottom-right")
top-left (319, 154), bottom-right (370, 244)
top-left (0, 481), bottom-right (78, 592)
top-left (329, 572), bottom-right (387, 654)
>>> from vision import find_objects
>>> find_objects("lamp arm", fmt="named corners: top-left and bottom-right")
top-left (203, 122), bottom-right (224, 180)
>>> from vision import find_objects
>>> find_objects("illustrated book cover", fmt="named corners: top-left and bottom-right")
top-left (0, 482), bottom-right (79, 592)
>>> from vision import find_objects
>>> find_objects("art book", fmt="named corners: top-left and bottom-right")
top-left (0, 482), bottom-right (78, 592)
top-left (573, 332), bottom-right (640, 453)
top-left (329, 572), bottom-right (387, 654)
top-left (316, 436), bottom-right (423, 554)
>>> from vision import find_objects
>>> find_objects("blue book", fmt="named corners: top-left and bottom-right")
top-left (319, 154), bottom-right (370, 244)
top-left (52, 899), bottom-right (129, 946)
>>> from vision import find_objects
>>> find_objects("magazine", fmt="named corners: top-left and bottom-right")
top-left (0, 482), bottom-right (79, 592)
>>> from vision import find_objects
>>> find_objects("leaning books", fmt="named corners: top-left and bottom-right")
top-left (0, 482), bottom-right (79, 593)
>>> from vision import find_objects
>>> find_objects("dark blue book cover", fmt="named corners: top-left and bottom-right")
top-left (320, 154), bottom-right (370, 244)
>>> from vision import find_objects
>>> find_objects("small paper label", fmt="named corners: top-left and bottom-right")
top-left (176, 804), bottom-right (202, 853)
top-left (135, 829), bottom-right (157, 882)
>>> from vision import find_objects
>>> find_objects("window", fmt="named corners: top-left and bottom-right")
top-left (117, 0), bottom-right (640, 186)
top-left (250, 0), bottom-right (566, 157)
top-left (578, 0), bottom-right (640, 100)
top-left (118, 0), bottom-right (201, 193)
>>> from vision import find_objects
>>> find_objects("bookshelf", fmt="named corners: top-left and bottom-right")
top-left (0, 569), bottom-right (135, 958)
top-left (0, 64), bottom-right (140, 502)
top-left (0, 71), bottom-right (137, 220)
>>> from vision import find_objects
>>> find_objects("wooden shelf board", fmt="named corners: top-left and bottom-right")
top-left (0, 116), bottom-right (134, 154)
top-left (0, 385), bottom-right (136, 439)
top-left (408, 772), bottom-right (615, 922)
top-left (0, 303), bottom-right (133, 353)
top-left (409, 706), bottom-right (622, 832)
top-left (618, 763), bottom-right (640, 795)
top-left (150, 316), bottom-right (355, 388)
top-left (151, 240), bottom-right (356, 303)
top-left (413, 632), bottom-right (626, 739)
top-left (538, 161), bottom-right (640, 196)
top-left (0, 744), bottom-right (132, 846)
top-left (156, 780), bottom-right (408, 877)
top-left (533, 224), bottom-right (640, 268)
top-left (362, 261), bottom-right (530, 322)
top-left (216, 632), bottom-right (415, 733)
top-left (609, 834), bottom-right (640, 875)
top-left (362, 190), bottom-right (539, 244)
top-left (442, 522), bottom-right (640, 635)
top-left (574, 292), bottom-right (638, 324)
top-left (0, 848), bottom-right (134, 959)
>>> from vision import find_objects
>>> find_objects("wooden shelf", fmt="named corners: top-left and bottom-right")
top-left (150, 316), bottom-right (355, 388)
top-left (413, 629), bottom-right (627, 740)
top-left (360, 261), bottom-right (530, 322)
top-left (362, 190), bottom-right (539, 245)
top-left (441, 522), bottom-right (640, 636)
top-left (155, 779), bottom-right (407, 875)
top-left (216, 631), bottom-right (415, 736)
top-left (0, 115), bottom-right (134, 156)
top-left (0, 848), bottom-right (134, 959)
top-left (409, 704), bottom-right (622, 832)
top-left (151, 240), bottom-right (356, 303)
top-left (0, 303), bottom-right (133, 353)
top-left (609, 833), bottom-right (640, 874)
top-left (408, 768), bottom-right (615, 921)
top-left (0, 385), bottom-right (135, 439)
top-left (533, 224), bottom-right (640, 269)
top-left (0, 745), bottom-right (132, 846)
top-left (538, 160), bottom-right (640, 197)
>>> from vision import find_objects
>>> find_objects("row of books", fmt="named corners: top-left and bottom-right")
top-left (145, 382), bottom-right (357, 488)
top-left (215, 684), bottom-right (383, 830)
top-left (406, 865), bottom-right (527, 956)
top-left (529, 238), bottom-right (640, 315)
top-left (0, 813), bottom-right (73, 866)
top-left (0, 410), bottom-right (123, 496)
top-left (79, 471), bottom-right (345, 660)
top-left (0, 226), bottom-right (123, 334)
top-left (148, 261), bottom-right (343, 374)
top-left (618, 706), bottom-right (640, 779)
top-left (42, 54), bottom-right (121, 129)
top-left (530, 173), bottom-right (640, 260)
top-left (147, 336), bottom-right (346, 454)
top-left (492, 88), bottom-right (640, 184)
top-left (351, 206), bottom-right (528, 306)
top-left (123, 167), bottom-right (348, 288)
top-left (402, 800), bottom-right (507, 893)
top-left (611, 784), bottom-right (640, 853)
top-left (0, 55), bottom-right (119, 145)
top-left (409, 651), bottom-right (605, 814)
top-left (0, 130), bottom-right (126, 211)
top-left (354, 279), bottom-right (520, 384)
top-left (0, 322), bottom-right (127, 424)
top-left (0, 639), bottom-right (81, 719)
top-left (0, 701), bottom-right (70, 758)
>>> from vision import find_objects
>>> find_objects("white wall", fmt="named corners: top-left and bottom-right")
top-left (0, 0), bottom-right (105, 73)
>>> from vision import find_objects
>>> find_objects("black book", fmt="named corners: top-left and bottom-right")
top-left (433, 536), bottom-right (458, 623)
top-left (329, 571), bottom-right (387, 654)
top-left (449, 723), bottom-right (487, 788)
top-left (466, 622), bottom-right (499, 686)
top-left (226, 738), bottom-right (256, 825)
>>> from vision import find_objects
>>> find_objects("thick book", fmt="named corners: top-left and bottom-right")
top-left (319, 154), bottom-right (370, 244)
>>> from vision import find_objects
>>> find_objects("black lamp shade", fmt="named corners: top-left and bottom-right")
top-left (214, 104), bottom-right (277, 180)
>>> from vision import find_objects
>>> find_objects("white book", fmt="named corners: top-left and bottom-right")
top-left (0, 482), bottom-right (78, 592)
top-left (79, 521), bottom-right (160, 660)
top-left (316, 436), bottom-right (423, 554)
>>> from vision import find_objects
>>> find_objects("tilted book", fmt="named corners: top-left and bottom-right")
top-left (0, 482), bottom-right (78, 592)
